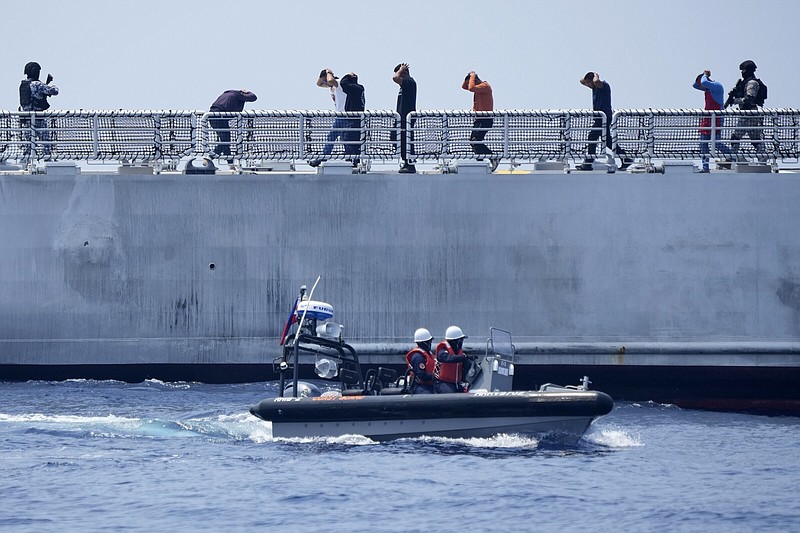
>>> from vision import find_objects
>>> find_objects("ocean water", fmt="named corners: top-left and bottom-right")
top-left (1, 380), bottom-right (798, 533)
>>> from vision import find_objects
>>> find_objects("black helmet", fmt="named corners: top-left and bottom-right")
top-left (24, 61), bottom-right (41, 78)
top-left (739, 60), bottom-right (757, 72)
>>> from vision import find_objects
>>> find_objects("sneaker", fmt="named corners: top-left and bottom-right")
top-left (576, 162), bottom-right (594, 171)
top-left (698, 168), bottom-right (710, 173)
top-left (619, 158), bottom-right (634, 171)
top-left (398, 164), bottom-right (416, 174)
top-left (308, 159), bottom-right (321, 168)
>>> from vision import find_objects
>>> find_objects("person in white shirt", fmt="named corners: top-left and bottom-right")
top-left (309, 68), bottom-right (347, 167)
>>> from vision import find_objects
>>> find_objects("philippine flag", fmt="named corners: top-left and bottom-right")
top-left (279, 297), bottom-right (299, 345)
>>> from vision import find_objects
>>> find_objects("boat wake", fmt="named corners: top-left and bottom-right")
top-left (267, 427), bottom-right (640, 454)
top-left (271, 432), bottom-right (542, 449)
top-left (0, 412), bottom-right (272, 443)
top-left (0, 411), bottom-right (639, 454)
top-left (584, 423), bottom-right (643, 448)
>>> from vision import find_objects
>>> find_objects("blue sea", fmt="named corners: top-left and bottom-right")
top-left (1, 380), bottom-right (798, 532)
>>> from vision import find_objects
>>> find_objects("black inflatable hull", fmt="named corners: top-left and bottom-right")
top-left (250, 390), bottom-right (614, 443)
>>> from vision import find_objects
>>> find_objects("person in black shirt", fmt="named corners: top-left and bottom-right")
top-left (340, 73), bottom-right (365, 166)
top-left (578, 72), bottom-right (631, 171)
top-left (208, 89), bottom-right (257, 166)
top-left (393, 63), bottom-right (417, 173)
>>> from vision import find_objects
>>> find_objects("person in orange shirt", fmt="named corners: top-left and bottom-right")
top-left (462, 71), bottom-right (498, 171)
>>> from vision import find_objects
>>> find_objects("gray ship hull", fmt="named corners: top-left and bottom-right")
top-left (1, 165), bottom-right (799, 411)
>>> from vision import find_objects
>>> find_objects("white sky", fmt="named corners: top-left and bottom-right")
top-left (2, 0), bottom-right (797, 112)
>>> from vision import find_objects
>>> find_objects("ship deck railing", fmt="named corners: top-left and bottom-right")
top-left (0, 108), bottom-right (798, 170)
top-left (613, 108), bottom-right (800, 163)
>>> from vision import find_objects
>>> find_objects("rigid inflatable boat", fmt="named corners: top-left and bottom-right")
top-left (250, 284), bottom-right (614, 443)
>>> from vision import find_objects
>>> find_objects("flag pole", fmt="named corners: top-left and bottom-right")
top-left (291, 275), bottom-right (322, 396)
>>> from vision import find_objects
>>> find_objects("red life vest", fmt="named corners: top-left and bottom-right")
top-left (700, 90), bottom-right (723, 135)
top-left (433, 341), bottom-right (464, 384)
top-left (405, 347), bottom-right (435, 385)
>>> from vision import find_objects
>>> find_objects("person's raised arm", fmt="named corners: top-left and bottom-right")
top-left (316, 69), bottom-right (338, 88)
top-left (461, 71), bottom-right (473, 91)
top-left (470, 78), bottom-right (491, 93)
top-left (239, 90), bottom-right (257, 102)
top-left (393, 63), bottom-right (409, 85)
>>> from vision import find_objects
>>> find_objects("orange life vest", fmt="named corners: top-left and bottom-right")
top-left (433, 341), bottom-right (464, 384)
top-left (405, 347), bottom-right (435, 385)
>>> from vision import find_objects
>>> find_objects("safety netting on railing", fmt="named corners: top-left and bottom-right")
top-left (407, 110), bottom-right (607, 162)
top-left (201, 110), bottom-right (400, 161)
top-left (1, 109), bottom-right (798, 166)
top-left (614, 109), bottom-right (800, 161)
top-left (0, 110), bottom-right (197, 163)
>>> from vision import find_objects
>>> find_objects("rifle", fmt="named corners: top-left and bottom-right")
top-left (724, 88), bottom-right (736, 109)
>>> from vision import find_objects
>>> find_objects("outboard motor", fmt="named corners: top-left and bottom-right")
top-left (295, 299), bottom-right (334, 322)
top-left (276, 281), bottom-right (361, 398)
top-left (283, 382), bottom-right (322, 398)
top-left (295, 299), bottom-right (343, 342)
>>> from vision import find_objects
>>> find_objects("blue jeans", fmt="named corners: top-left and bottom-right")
top-left (321, 117), bottom-right (348, 156)
top-left (343, 117), bottom-right (361, 159)
top-left (700, 132), bottom-right (732, 170)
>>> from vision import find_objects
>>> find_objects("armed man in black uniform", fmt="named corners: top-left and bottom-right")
top-left (725, 60), bottom-right (768, 162)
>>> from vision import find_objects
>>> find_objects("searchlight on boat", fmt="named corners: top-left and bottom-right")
top-left (314, 357), bottom-right (338, 379)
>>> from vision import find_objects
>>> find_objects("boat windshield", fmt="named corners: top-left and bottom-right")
top-left (489, 327), bottom-right (514, 361)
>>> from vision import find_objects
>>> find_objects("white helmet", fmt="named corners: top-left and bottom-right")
top-left (414, 328), bottom-right (433, 342)
top-left (445, 325), bottom-right (466, 340)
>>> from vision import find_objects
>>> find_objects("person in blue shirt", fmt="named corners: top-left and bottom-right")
top-left (578, 72), bottom-right (632, 171)
top-left (692, 70), bottom-right (732, 172)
